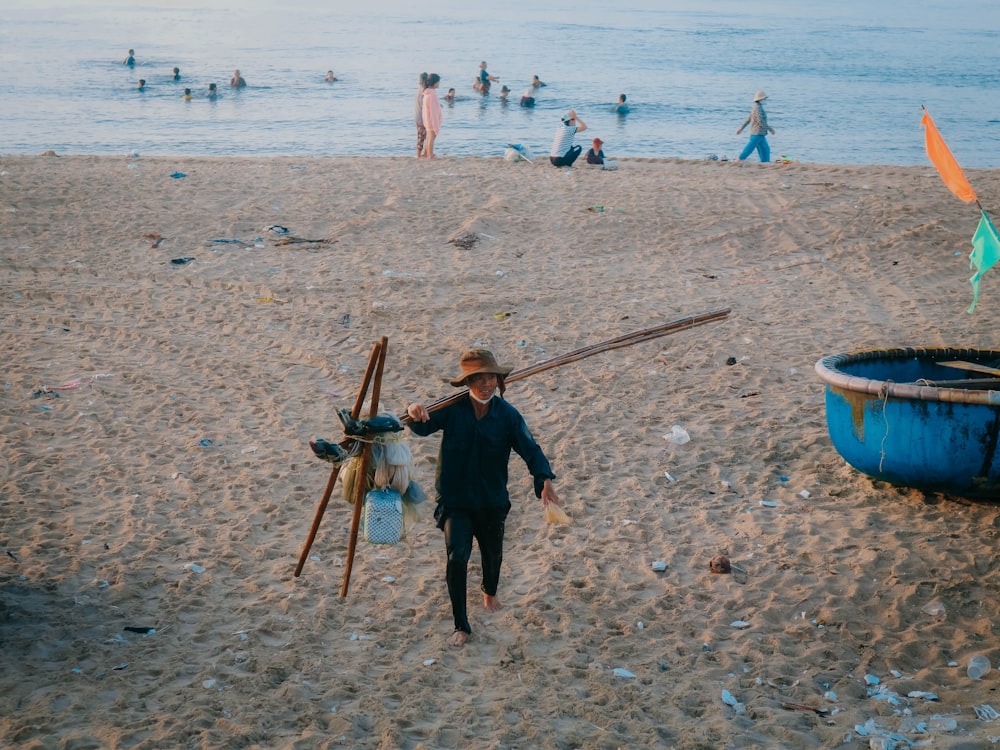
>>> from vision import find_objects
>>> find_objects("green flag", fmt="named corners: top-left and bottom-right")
top-left (968, 210), bottom-right (1000, 313)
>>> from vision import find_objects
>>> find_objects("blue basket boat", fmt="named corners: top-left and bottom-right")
top-left (815, 347), bottom-right (1000, 498)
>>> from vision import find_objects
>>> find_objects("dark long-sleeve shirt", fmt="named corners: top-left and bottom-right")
top-left (407, 395), bottom-right (555, 511)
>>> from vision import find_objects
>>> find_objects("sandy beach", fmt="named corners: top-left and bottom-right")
top-left (3, 153), bottom-right (1000, 749)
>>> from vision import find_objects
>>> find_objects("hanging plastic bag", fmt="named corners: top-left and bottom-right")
top-left (544, 502), bottom-right (571, 525)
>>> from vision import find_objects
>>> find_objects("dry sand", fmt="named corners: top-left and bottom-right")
top-left (2, 153), bottom-right (1000, 749)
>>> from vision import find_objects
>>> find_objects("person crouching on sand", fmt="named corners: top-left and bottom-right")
top-left (549, 109), bottom-right (587, 167)
top-left (406, 349), bottom-right (561, 648)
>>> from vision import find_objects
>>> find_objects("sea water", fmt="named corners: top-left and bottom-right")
top-left (1, 0), bottom-right (999, 167)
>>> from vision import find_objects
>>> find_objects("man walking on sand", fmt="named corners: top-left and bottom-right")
top-left (406, 349), bottom-right (562, 648)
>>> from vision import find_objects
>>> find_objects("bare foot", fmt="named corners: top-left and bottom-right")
top-left (483, 593), bottom-right (502, 612)
top-left (448, 630), bottom-right (469, 648)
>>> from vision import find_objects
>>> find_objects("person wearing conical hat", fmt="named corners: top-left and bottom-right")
top-left (736, 90), bottom-right (776, 162)
top-left (406, 349), bottom-right (561, 649)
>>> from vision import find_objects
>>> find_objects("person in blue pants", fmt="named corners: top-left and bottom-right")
top-left (736, 91), bottom-right (776, 162)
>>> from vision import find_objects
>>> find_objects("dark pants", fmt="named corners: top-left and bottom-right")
top-left (440, 505), bottom-right (509, 634)
top-left (549, 144), bottom-right (582, 167)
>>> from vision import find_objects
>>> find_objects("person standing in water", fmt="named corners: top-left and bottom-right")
top-left (476, 61), bottom-right (498, 95)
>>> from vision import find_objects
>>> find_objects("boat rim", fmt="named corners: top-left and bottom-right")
top-left (814, 346), bottom-right (1000, 406)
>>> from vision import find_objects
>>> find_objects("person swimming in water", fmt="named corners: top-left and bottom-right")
top-left (183, 88), bottom-right (192, 100)
top-left (123, 49), bottom-right (135, 66)
top-left (230, 69), bottom-right (246, 88)
top-left (325, 70), bottom-right (337, 82)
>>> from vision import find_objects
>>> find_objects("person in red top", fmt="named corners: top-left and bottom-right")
top-left (586, 137), bottom-right (605, 164)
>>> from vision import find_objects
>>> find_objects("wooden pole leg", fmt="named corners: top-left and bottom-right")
top-left (294, 339), bottom-right (383, 578)
top-left (340, 336), bottom-right (388, 597)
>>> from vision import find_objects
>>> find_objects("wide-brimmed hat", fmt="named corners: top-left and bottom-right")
top-left (562, 110), bottom-right (575, 123)
top-left (753, 90), bottom-right (768, 102)
top-left (450, 349), bottom-right (512, 387)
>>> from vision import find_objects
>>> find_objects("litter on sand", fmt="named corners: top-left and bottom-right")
top-left (663, 425), bottom-right (690, 444)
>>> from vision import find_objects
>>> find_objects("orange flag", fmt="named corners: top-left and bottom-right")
top-left (921, 109), bottom-right (977, 203)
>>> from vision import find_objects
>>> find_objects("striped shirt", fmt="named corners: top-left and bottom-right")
top-left (550, 123), bottom-right (577, 157)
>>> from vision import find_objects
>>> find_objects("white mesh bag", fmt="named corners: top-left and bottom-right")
top-left (363, 487), bottom-right (403, 545)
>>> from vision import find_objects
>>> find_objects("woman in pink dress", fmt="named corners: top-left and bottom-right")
top-left (421, 73), bottom-right (443, 159)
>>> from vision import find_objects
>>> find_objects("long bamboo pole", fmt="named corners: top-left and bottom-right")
top-left (340, 336), bottom-right (389, 597)
top-left (294, 340), bottom-right (382, 578)
top-left (400, 308), bottom-right (730, 422)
